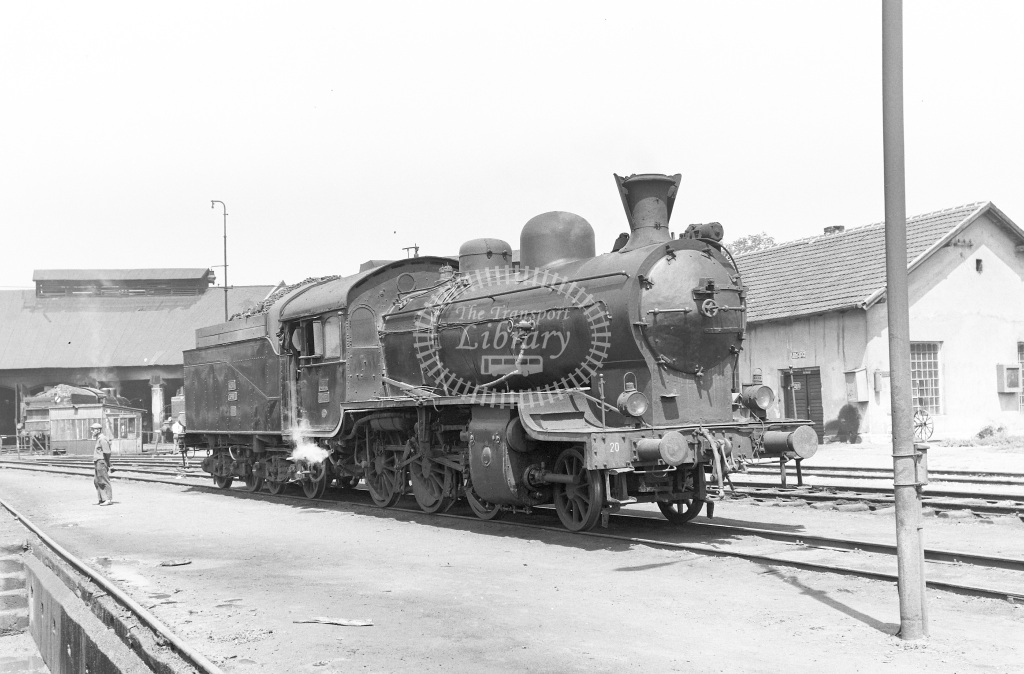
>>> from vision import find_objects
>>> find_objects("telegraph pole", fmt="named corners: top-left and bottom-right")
top-left (211, 200), bottom-right (228, 321)
top-left (882, 0), bottom-right (928, 640)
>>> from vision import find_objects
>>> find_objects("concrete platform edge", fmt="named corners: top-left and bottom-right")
top-left (25, 554), bottom-right (151, 674)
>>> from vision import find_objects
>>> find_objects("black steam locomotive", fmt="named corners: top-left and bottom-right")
top-left (186, 173), bottom-right (816, 531)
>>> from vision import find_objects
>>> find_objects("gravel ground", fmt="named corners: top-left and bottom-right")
top-left (0, 460), bottom-right (1022, 674)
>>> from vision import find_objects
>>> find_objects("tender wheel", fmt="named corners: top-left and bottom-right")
top-left (299, 460), bottom-right (329, 499)
top-left (213, 475), bottom-right (233, 489)
top-left (365, 447), bottom-right (404, 508)
top-left (465, 481), bottom-right (503, 521)
top-left (409, 455), bottom-right (456, 514)
top-left (242, 471), bottom-right (264, 493)
top-left (658, 499), bottom-right (705, 525)
top-left (552, 447), bottom-right (605, 532)
top-left (266, 480), bottom-right (287, 495)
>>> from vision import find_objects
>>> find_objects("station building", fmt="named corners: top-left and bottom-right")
top-left (738, 202), bottom-right (1024, 441)
top-left (0, 269), bottom-right (275, 443)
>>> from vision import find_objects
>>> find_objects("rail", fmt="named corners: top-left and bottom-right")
top-left (2, 456), bottom-right (1022, 601)
top-left (0, 495), bottom-right (224, 674)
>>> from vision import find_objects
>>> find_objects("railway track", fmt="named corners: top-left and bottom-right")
top-left (745, 463), bottom-right (1024, 485)
top-left (2, 455), bottom-right (1023, 602)
top-left (9, 453), bottom-right (1024, 515)
top-left (0, 495), bottom-right (223, 674)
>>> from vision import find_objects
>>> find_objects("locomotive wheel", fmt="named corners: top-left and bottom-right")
top-left (657, 499), bottom-right (705, 525)
top-left (465, 483), bottom-right (503, 521)
top-left (242, 470), bottom-right (264, 493)
top-left (300, 461), bottom-right (329, 500)
top-left (266, 480), bottom-right (287, 495)
top-left (552, 447), bottom-right (605, 532)
top-left (365, 448), bottom-right (404, 508)
top-left (213, 475), bottom-right (233, 489)
top-left (410, 456), bottom-right (456, 514)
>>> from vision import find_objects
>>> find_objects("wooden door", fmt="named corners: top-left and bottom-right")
top-left (780, 367), bottom-right (824, 440)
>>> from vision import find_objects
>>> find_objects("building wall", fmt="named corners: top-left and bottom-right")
top-left (745, 212), bottom-right (1024, 442)
top-left (742, 310), bottom-right (869, 437)
top-left (863, 212), bottom-right (1024, 438)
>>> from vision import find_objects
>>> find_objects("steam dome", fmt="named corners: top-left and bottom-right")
top-left (519, 211), bottom-right (595, 269)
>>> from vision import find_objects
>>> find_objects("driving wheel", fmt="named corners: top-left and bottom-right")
top-left (465, 480), bottom-right (503, 520)
top-left (410, 455), bottom-right (456, 513)
top-left (365, 446), bottom-right (404, 508)
top-left (213, 475), bottom-right (233, 489)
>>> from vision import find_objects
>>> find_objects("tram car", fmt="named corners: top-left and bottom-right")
top-left (185, 173), bottom-right (817, 531)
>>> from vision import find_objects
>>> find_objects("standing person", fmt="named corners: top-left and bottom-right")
top-left (91, 423), bottom-right (113, 505)
top-left (171, 416), bottom-right (187, 468)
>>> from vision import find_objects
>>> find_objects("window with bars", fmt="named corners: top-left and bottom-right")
top-left (910, 342), bottom-right (941, 414)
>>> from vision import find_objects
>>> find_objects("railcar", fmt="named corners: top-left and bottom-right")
top-left (185, 173), bottom-right (817, 531)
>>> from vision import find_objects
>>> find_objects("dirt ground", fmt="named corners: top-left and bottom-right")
top-left (0, 446), bottom-right (1022, 674)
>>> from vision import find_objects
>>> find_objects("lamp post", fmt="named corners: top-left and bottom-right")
top-left (210, 200), bottom-right (228, 321)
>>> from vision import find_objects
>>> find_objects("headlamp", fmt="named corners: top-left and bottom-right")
top-left (741, 385), bottom-right (775, 412)
top-left (616, 382), bottom-right (650, 418)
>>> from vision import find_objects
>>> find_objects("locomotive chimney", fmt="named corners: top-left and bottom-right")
top-left (614, 173), bottom-right (682, 252)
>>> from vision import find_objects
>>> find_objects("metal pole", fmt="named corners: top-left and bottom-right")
top-left (882, 0), bottom-right (928, 640)
top-left (211, 200), bottom-right (228, 321)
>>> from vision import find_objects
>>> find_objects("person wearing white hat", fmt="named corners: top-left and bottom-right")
top-left (91, 423), bottom-right (113, 505)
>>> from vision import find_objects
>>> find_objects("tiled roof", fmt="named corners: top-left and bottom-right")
top-left (735, 202), bottom-right (1013, 323)
top-left (0, 286), bottom-right (274, 369)
top-left (33, 268), bottom-right (212, 282)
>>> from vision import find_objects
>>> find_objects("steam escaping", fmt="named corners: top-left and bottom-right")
top-left (289, 422), bottom-right (330, 464)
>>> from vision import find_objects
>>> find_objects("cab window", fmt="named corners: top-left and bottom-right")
top-left (350, 306), bottom-right (377, 347)
top-left (324, 316), bottom-right (342, 358)
top-left (305, 320), bottom-right (324, 357)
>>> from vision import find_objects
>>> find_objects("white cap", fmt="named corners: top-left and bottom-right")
top-left (90, 423), bottom-right (103, 430)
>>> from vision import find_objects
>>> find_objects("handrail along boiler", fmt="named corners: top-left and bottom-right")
top-left (185, 173), bottom-right (817, 531)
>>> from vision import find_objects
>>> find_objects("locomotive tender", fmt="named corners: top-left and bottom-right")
top-left (186, 173), bottom-right (817, 531)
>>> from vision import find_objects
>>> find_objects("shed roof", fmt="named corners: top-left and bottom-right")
top-left (33, 268), bottom-right (213, 282)
top-left (0, 285), bottom-right (274, 369)
top-left (735, 202), bottom-right (1024, 323)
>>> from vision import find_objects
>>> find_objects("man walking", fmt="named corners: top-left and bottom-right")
top-left (91, 423), bottom-right (113, 505)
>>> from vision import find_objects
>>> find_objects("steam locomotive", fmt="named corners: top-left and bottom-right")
top-left (186, 173), bottom-right (816, 531)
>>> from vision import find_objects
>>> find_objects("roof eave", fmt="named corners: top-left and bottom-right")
top-left (747, 302), bottom-right (867, 325)
top-left (862, 201), bottom-right (1005, 310)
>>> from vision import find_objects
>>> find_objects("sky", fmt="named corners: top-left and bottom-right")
top-left (2, 1), bottom-right (1022, 290)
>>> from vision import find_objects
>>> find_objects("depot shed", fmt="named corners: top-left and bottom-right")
top-left (737, 202), bottom-right (1024, 441)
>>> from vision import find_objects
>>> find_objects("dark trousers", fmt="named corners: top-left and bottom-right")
top-left (94, 459), bottom-right (113, 502)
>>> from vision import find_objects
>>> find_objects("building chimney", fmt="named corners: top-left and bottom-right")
top-left (823, 225), bottom-right (845, 235)
top-left (614, 173), bottom-right (681, 252)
